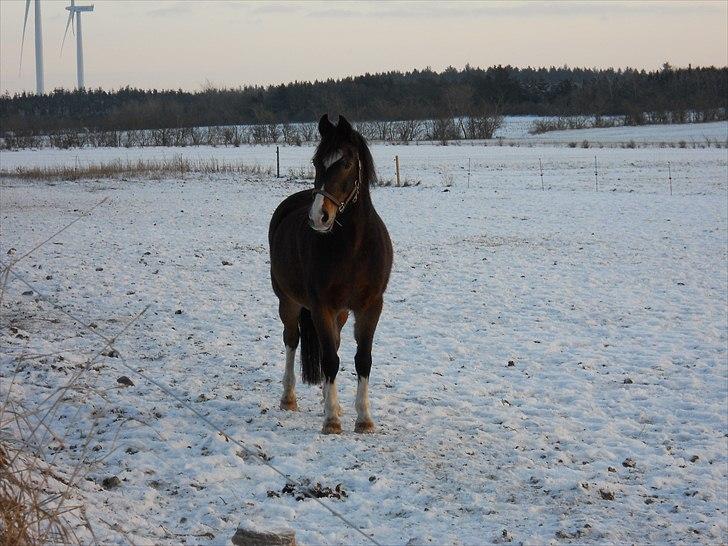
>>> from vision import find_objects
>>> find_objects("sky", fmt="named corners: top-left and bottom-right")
top-left (0, 0), bottom-right (726, 94)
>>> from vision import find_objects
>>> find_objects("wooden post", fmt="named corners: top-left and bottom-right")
top-left (539, 158), bottom-right (544, 191)
top-left (594, 155), bottom-right (598, 192)
top-left (467, 158), bottom-right (471, 189)
top-left (276, 146), bottom-right (280, 178)
top-left (395, 155), bottom-right (401, 187)
top-left (668, 161), bottom-right (672, 195)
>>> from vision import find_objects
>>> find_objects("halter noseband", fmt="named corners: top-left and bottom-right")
top-left (313, 159), bottom-right (361, 214)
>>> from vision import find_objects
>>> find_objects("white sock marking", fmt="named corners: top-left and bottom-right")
top-left (355, 376), bottom-right (372, 424)
top-left (323, 380), bottom-right (340, 423)
top-left (282, 345), bottom-right (295, 397)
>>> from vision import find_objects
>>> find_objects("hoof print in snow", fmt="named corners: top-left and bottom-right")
top-left (22, 290), bottom-right (33, 296)
top-left (607, 466), bottom-right (617, 472)
top-left (95, 267), bottom-right (104, 271)
top-left (101, 476), bottom-right (121, 490)
top-left (103, 349), bottom-right (120, 358)
top-left (222, 260), bottom-right (233, 266)
top-left (174, 309), bottom-right (183, 314)
top-left (231, 527), bottom-right (296, 546)
top-left (622, 457), bottom-right (637, 468)
top-left (599, 489), bottom-right (615, 500)
top-left (623, 377), bottom-right (634, 384)
top-left (116, 375), bottom-right (134, 387)
top-left (507, 360), bottom-right (515, 367)
top-left (690, 455), bottom-right (699, 463)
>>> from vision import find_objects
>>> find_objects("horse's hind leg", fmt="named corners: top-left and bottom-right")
top-left (278, 298), bottom-right (301, 411)
top-left (353, 297), bottom-right (383, 433)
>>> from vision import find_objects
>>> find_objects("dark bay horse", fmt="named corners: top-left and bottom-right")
top-left (268, 114), bottom-right (393, 434)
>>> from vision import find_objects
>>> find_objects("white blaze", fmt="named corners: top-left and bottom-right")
top-left (309, 193), bottom-right (328, 230)
top-left (323, 150), bottom-right (343, 170)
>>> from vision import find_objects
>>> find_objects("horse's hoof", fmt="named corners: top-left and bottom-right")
top-left (354, 420), bottom-right (375, 434)
top-left (321, 420), bottom-right (342, 434)
top-left (279, 397), bottom-right (298, 411)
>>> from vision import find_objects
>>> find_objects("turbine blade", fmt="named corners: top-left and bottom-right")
top-left (61, 11), bottom-right (73, 54)
top-left (19, 0), bottom-right (31, 75)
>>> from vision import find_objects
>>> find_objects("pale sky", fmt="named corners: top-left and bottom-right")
top-left (0, 0), bottom-right (726, 94)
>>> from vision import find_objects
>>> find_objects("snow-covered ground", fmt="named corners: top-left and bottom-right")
top-left (1, 138), bottom-right (727, 545)
top-left (526, 120), bottom-right (727, 145)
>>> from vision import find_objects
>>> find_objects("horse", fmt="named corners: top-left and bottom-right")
top-left (268, 114), bottom-right (393, 434)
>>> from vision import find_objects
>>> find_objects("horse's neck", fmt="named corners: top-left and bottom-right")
top-left (340, 194), bottom-right (373, 244)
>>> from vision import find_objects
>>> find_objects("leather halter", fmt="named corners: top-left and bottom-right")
top-left (313, 159), bottom-right (361, 214)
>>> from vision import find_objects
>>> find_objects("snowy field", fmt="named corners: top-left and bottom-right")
top-left (1, 132), bottom-right (727, 544)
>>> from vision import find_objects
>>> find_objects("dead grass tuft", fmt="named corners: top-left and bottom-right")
top-left (0, 156), bottom-right (273, 181)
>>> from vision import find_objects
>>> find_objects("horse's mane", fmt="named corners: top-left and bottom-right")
top-left (313, 121), bottom-right (377, 187)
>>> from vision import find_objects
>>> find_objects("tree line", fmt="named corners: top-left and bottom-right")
top-left (0, 64), bottom-right (726, 135)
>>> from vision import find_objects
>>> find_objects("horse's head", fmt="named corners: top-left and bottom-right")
top-left (309, 114), bottom-right (374, 233)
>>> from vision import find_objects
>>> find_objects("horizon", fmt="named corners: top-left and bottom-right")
top-left (0, 0), bottom-right (726, 95)
top-left (3, 62), bottom-right (727, 97)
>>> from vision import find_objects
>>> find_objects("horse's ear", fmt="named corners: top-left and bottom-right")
top-left (337, 115), bottom-right (353, 136)
top-left (318, 114), bottom-right (334, 138)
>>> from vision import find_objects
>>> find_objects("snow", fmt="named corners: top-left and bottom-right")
top-left (1, 137), bottom-right (727, 545)
top-left (525, 120), bottom-right (728, 145)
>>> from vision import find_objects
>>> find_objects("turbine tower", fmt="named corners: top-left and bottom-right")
top-left (20, 0), bottom-right (45, 95)
top-left (62, 0), bottom-right (94, 89)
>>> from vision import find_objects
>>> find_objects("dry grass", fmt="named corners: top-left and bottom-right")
top-left (0, 444), bottom-right (73, 546)
top-left (0, 156), bottom-right (273, 181)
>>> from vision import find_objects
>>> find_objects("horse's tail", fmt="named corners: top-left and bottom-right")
top-left (299, 308), bottom-right (323, 385)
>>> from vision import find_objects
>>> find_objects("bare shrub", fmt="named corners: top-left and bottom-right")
top-left (251, 124), bottom-right (268, 144)
top-left (299, 123), bottom-right (317, 142)
top-left (281, 124), bottom-right (302, 146)
top-left (266, 124), bottom-right (280, 143)
top-left (190, 127), bottom-right (205, 146)
top-left (581, 140), bottom-right (590, 148)
top-left (206, 126), bottom-right (222, 146)
top-left (354, 121), bottom-right (377, 141)
top-left (393, 120), bottom-right (423, 143)
top-left (371, 120), bottom-right (393, 142)
top-left (222, 126), bottom-right (242, 147)
top-left (430, 117), bottom-right (459, 145)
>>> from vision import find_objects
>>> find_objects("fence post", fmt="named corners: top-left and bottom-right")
top-left (539, 158), bottom-right (544, 191)
top-left (668, 161), bottom-right (672, 195)
top-left (276, 146), bottom-right (281, 178)
top-left (594, 155), bottom-right (598, 192)
top-left (395, 155), bottom-right (401, 187)
top-left (467, 157), bottom-right (471, 189)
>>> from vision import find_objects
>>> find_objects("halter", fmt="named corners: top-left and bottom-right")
top-left (313, 159), bottom-right (361, 214)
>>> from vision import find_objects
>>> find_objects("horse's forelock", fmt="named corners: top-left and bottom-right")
top-left (313, 128), bottom-right (376, 187)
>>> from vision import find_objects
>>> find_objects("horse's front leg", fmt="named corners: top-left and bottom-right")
top-left (312, 306), bottom-right (342, 434)
top-left (353, 297), bottom-right (383, 433)
top-left (278, 299), bottom-right (301, 411)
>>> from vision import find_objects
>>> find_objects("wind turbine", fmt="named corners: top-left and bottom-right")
top-left (62, 0), bottom-right (94, 89)
top-left (20, 0), bottom-right (45, 95)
